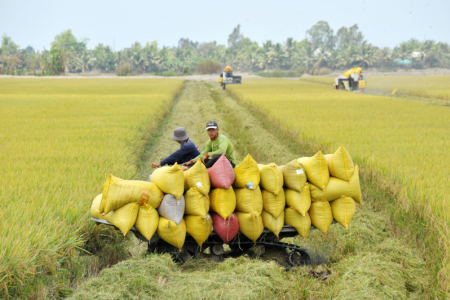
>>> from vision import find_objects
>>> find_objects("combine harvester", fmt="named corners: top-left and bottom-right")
top-left (218, 66), bottom-right (242, 89)
top-left (334, 67), bottom-right (366, 92)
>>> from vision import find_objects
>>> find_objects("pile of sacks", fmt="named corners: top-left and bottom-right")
top-left (91, 146), bottom-right (362, 250)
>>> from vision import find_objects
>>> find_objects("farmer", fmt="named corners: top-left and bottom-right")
top-left (151, 127), bottom-right (200, 168)
top-left (183, 120), bottom-right (237, 168)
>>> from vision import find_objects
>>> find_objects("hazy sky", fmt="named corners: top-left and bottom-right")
top-left (2, 0), bottom-right (449, 50)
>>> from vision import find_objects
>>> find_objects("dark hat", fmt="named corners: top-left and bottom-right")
top-left (171, 127), bottom-right (190, 141)
top-left (206, 120), bottom-right (218, 130)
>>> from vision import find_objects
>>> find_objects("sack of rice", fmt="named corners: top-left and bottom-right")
top-left (284, 208), bottom-right (311, 238)
top-left (235, 186), bottom-right (263, 215)
top-left (91, 194), bottom-right (103, 219)
top-left (309, 165), bottom-right (362, 205)
top-left (185, 214), bottom-right (213, 246)
top-left (185, 160), bottom-right (210, 195)
top-left (261, 188), bottom-right (285, 218)
top-left (324, 146), bottom-right (355, 182)
top-left (297, 151), bottom-right (329, 190)
top-left (262, 211), bottom-right (284, 237)
top-left (157, 217), bottom-right (186, 250)
top-left (330, 196), bottom-right (356, 229)
top-left (309, 200), bottom-right (333, 234)
top-left (285, 183), bottom-right (311, 216)
top-left (209, 186), bottom-right (236, 220)
top-left (279, 160), bottom-right (307, 192)
top-left (100, 175), bottom-right (164, 214)
top-left (211, 212), bottom-right (239, 244)
top-left (258, 163), bottom-right (283, 195)
top-left (236, 212), bottom-right (264, 242)
top-left (151, 163), bottom-right (184, 200)
top-left (207, 155), bottom-right (235, 189)
top-left (233, 154), bottom-right (260, 190)
top-left (135, 204), bottom-right (159, 242)
top-left (184, 188), bottom-right (210, 217)
top-left (157, 194), bottom-right (185, 225)
top-left (104, 202), bottom-right (139, 236)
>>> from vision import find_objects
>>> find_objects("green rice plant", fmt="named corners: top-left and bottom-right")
top-left (228, 78), bottom-right (450, 294)
top-left (0, 78), bottom-right (183, 298)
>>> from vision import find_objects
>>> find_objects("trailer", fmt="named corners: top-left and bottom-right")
top-left (91, 217), bottom-right (336, 269)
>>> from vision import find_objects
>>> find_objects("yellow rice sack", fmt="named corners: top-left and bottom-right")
top-left (261, 188), bottom-right (285, 218)
top-left (185, 188), bottom-right (210, 217)
top-left (235, 186), bottom-right (263, 215)
top-left (284, 208), bottom-right (311, 238)
top-left (236, 212), bottom-right (264, 242)
top-left (91, 194), bottom-right (103, 219)
top-left (309, 200), bottom-right (333, 234)
top-left (233, 154), bottom-right (260, 190)
top-left (285, 183), bottom-right (311, 216)
top-left (218, 77), bottom-right (223, 84)
top-left (262, 211), bottom-right (284, 237)
top-left (209, 187), bottom-right (236, 220)
top-left (310, 165), bottom-right (362, 204)
top-left (151, 163), bottom-right (184, 200)
top-left (297, 151), bottom-right (329, 190)
top-left (330, 196), bottom-right (356, 229)
top-left (185, 214), bottom-right (213, 246)
top-left (157, 217), bottom-right (186, 250)
top-left (104, 202), bottom-right (140, 236)
top-left (279, 160), bottom-right (307, 192)
top-left (324, 146), bottom-right (355, 182)
top-left (258, 163), bottom-right (283, 195)
top-left (135, 204), bottom-right (159, 242)
top-left (185, 160), bottom-right (210, 196)
top-left (100, 175), bottom-right (164, 214)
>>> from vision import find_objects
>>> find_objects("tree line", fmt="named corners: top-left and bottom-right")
top-left (1, 21), bottom-right (449, 76)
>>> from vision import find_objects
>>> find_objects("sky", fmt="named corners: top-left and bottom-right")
top-left (2, 0), bottom-right (449, 51)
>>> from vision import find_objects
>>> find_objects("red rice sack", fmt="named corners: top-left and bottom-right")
top-left (211, 212), bottom-right (239, 244)
top-left (207, 155), bottom-right (235, 189)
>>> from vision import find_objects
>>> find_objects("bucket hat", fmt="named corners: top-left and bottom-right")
top-left (171, 127), bottom-right (190, 141)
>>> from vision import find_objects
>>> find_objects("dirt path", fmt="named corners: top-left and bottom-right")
top-left (139, 81), bottom-right (297, 179)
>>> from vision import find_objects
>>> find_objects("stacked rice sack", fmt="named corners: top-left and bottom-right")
top-left (90, 145), bottom-right (361, 250)
top-left (291, 146), bottom-right (362, 237)
top-left (233, 155), bottom-right (264, 242)
top-left (183, 161), bottom-right (212, 247)
top-left (91, 163), bottom-right (187, 249)
top-left (259, 163), bottom-right (284, 238)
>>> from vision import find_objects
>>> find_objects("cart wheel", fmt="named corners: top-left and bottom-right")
top-left (288, 250), bottom-right (310, 267)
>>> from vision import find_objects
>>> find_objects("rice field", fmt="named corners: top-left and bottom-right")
top-left (300, 75), bottom-right (450, 100)
top-left (228, 78), bottom-right (450, 290)
top-left (0, 78), bottom-right (183, 296)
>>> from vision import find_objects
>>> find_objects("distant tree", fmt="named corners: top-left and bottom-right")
top-left (306, 21), bottom-right (335, 50)
top-left (335, 24), bottom-right (364, 49)
top-left (93, 44), bottom-right (117, 71)
top-left (52, 30), bottom-right (89, 53)
top-left (75, 50), bottom-right (94, 73)
top-left (178, 38), bottom-right (198, 49)
top-left (1, 34), bottom-right (19, 55)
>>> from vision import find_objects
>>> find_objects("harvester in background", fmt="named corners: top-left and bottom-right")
top-left (218, 65), bottom-right (242, 89)
top-left (334, 67), bottom-right (366, 92)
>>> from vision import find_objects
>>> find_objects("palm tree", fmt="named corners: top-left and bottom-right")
top-left (75, 51), bottom-right (95, 73)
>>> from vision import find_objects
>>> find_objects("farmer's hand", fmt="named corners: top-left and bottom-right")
top-left (181, 166), bottom-right (188, 171)
top-left (183, 160), bottom-right (193, 166)
top-left (202, 154), bottom-right (209, 164)
top-left (151, 162), bottom-right (161, 168)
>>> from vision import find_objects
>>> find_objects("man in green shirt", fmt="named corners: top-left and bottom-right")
top-left (183, 120), bottom-right (237, 168)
